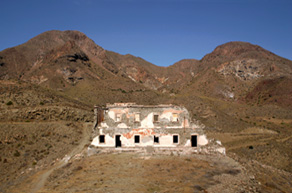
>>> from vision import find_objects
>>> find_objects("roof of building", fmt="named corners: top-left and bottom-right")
top-left (94, 103), bottom-right (181, 109)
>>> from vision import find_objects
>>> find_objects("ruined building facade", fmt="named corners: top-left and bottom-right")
top-left (90, 103), bottom-right (211, 149)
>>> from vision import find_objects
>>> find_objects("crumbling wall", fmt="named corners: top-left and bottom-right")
top-left (100, 105), bottom-right (190, 129)
top-left (91, 103), bottom-right (208, 148)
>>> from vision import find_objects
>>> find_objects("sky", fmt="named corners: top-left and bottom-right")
top-left (0, 0), bottom-right (291, 66)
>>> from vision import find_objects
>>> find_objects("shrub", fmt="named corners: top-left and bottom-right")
top-left (6, 101), bottom-right (13, 105)
top-left (13, 150), bottom-right (20, 157)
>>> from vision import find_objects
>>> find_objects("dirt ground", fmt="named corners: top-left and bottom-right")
top-left (0, 121), bottom-right (92, 193)
top-left (207, 129), bottom-right (292, 193)
top-left (8, 152), bottom-right (259, 193)
top-left (1, 122), bottom-right (291, 193)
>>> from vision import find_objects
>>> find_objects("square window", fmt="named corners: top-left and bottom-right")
top-left (172, 113), bottom-right (178, 122)
top-left (134, 135), bottom-right (140, 143)
top-left (154, 136), bottom-right (159, 143)
top-left (116, 113), bottom-right (122, 122)
top-left (99, 135), bottom-right (105, 143)
top-left (153, 114), bottom-right (159, 122)
top-left (173, 135), bottom-right (179, 144)
top-left (134, 114), bottom-right (140, 122)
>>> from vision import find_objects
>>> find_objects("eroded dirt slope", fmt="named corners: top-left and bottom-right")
top-left (0, 122), bottom-right (85, 192)
top-left (10, 153), bottom-right (260, 193)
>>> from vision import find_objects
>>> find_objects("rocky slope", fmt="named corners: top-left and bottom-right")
top-left (180, 41), bottom-right (292, 103)
top-left (0, 30), bottom-right (292, 192)
top-left (1, 31), bottom-right (291, 108)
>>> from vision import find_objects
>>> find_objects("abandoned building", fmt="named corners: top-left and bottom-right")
top-left (89, 103), bottom-right (222, 153)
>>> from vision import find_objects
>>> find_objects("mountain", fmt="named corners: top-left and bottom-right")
top-left (0, 30), bottom-right (204, 106)
top-left (179, 42), bottom-right (292, 105)
top-left (1, 30), bottom-right (292, 192)
top-left (0, 30), bottom-right (168, 105)
top-left (1, 30), bottom-right (291, 109)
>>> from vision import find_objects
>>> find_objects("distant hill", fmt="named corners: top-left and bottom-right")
top-left (0, 30), bottom-right (291, 110)
top-left (0, 30), bottom-right (167, 105)
top-left (180, 41), bottom-right (292, 107)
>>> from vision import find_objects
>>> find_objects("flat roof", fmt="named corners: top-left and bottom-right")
top-left (94, 103), bottom-right (180, 109)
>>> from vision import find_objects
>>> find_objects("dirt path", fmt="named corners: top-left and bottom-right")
top-left (30, 122), bottom-right (92, 193)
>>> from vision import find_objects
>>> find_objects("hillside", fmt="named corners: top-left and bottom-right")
top-left (181, 41), bottom-right (292, 101)
top-left (0, 31), bottom-right (170, 105)
top-left (0, 30), bottom-right (292, 192)
top-left (1, 31), bottom-right (291, 108)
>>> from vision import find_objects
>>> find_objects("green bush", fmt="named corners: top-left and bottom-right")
top-left (6, 101), bottom-right (13, 105)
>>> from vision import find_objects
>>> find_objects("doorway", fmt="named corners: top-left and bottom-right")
top-left (191, 135), bottom-right (197, 147)
top-left (115, 135), bottom-right (121, 147)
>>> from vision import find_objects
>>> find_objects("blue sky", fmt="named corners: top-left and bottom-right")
top-left (0, 0), bottom-right (291, 66)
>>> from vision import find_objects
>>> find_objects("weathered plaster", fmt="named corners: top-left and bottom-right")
top-left (198, 135), bottom-right (208, 146)
top-left (108, 111), bottom-right (115, 121)
top-left (216, 147), bottom-right (226, 155)
top-left (140, 113), bottom-right (154, 128)
top-left (91, 103), bottom-right (213, 149)
top-left (91, 134), bottom-right (115, 147)
top-left (184, 139), bottom-right (191, 147)
top-left (160, 112), bottom-right (172, 121)
top-left (117, 123), bottom-right (128, 128)
top-left (100, 122), bottom-right (109, 128)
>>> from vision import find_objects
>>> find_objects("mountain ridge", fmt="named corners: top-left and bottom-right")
top-left (0, 30), bottom-right (291, 108)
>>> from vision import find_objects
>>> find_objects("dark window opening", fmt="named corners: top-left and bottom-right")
top-left (153, 114), bottom-right (159, 122)
top-left (134, 135), bottom-right (140, 143)
top-left (191, 135), bottom-right (197, 147)
top-left (99, 135), bottom-right (105, 143)
top-left (154, 136), bottom-right (159, 143)
top-left (173, 135), bottom-right (179, 144)
top-left (115, 135), bottom-right (121, 147)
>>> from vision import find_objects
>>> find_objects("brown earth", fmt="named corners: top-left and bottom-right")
top-left (3, 123), bottom-right (291, 193)
top-left (0, 122), bottom-right (87, 192)
top-left (9, 152), bottom-right (260, 193)
top-left (1, 30), bottom-right (291, 107)
top-left (0, 30), bottom-right (292, 192)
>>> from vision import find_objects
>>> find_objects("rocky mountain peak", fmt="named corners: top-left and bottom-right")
top-left (201, 41), bottom-right (278, 64)
top-left (27, 30), bottom-right (104, 57)
top-left (212, 41), bottom-right (266, 56)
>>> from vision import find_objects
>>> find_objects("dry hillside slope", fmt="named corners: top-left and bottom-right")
top-left (0, 30), bottom-right (292, 192)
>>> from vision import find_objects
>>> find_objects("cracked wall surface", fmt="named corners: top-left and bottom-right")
top-left (91, 103), bottom-right (208, 148)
